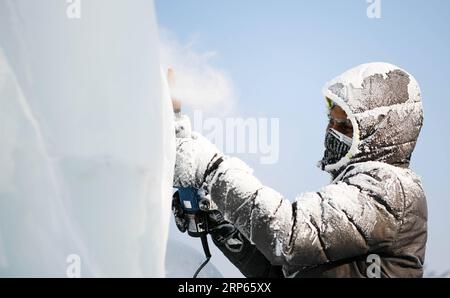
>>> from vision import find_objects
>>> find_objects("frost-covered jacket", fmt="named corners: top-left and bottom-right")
top-left (207, 63), bottom-right (427, 278)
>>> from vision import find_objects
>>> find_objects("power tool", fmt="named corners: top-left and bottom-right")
top-left (172, 187), bottom-right (212, 278)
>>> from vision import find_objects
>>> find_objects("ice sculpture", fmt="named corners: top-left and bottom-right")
top-left (0, 0), bottom-right (174, 277)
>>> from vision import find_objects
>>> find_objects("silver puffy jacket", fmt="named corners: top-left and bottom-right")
top-left (207, 62), bottom-right (427, 278)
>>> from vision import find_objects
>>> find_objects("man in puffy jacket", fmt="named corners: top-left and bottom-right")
top-left (172, 62), bottom-right (427, 278)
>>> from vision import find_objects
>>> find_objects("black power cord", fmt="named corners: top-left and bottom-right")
top-left (193, 233), bottom-right (212, 278)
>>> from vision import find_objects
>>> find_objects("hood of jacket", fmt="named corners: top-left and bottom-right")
top-left (321, 62), bottom-right (424, 175)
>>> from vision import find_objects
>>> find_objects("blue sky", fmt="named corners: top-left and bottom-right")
top-left (156, 0), bottom-right (450, 276)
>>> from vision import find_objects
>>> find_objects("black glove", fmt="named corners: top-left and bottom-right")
top-left (206, 210), bottom-right (236, 240)
top-left (172, 191), bottom-right (187, 233)
top-left (207, 210), bottom-right (245, 253)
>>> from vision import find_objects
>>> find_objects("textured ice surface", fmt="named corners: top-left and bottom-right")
top-left (0, 0), bottom-right (174, 277)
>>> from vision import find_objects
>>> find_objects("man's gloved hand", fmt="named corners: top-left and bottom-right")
top-left (174, 114), bottom-right (192, 139)
top-left (207, 210), bottom-right (245, 253)
top-left (173, 115), bottom-right (224, 189)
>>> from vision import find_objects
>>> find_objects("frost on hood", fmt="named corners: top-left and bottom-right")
top-left (322, 62), bottom-right (424, 176)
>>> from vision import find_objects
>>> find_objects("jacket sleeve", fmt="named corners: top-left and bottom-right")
top-left (207, 158), bottom-right (402, 268)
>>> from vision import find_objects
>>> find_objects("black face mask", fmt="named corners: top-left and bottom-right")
top-left (320, 128), bottom-right (352, 170)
